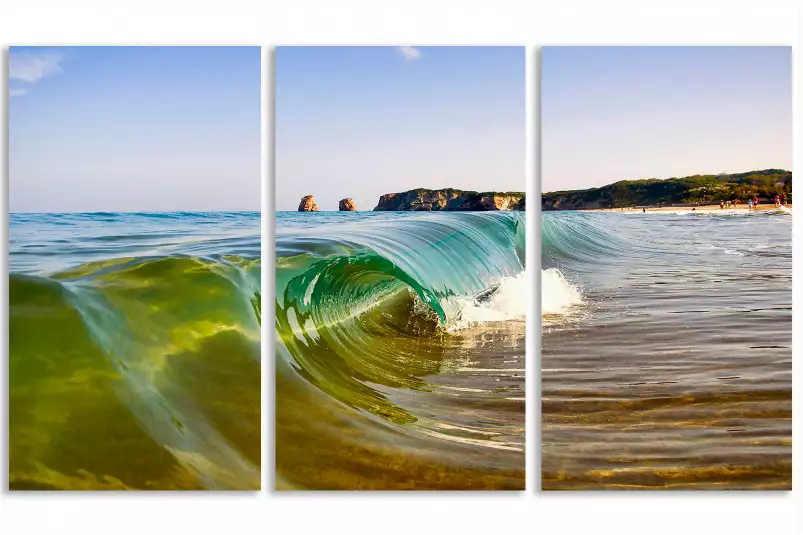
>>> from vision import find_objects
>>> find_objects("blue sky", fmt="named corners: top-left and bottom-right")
top-left (542, 46), bottom-right (792, 192)
top-left (9, 46), bottom-right (260, 212)
top-left (276, 46), bottom-right (524, 211)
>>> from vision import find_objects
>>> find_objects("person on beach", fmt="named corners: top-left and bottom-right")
top-left (775, 194), bottom-right (781, 207)
top-left (642, 207), bottom-right (646, 213)
top-left (748, 199), bottom-right (754, 209)
top-left (782, 192), bottom-right (788, 206)
top-left (720, 200), bottom-right (724, 209)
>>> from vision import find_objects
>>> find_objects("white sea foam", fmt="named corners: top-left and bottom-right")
top-left (623, 207), bottom-right (792, 217)
top-left (447, 270), bottom-right (527, 330)
top-left (695, 206), bottom-right (792, 216)
top-left (776, 205), bottom-right (792, 215)
top-left (541, 268), bottom-right (583, 316)
top-left (437, 267), bottom-right (584, 330)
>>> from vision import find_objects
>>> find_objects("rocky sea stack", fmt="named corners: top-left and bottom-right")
top-left (374, 188), bottom-right (525, 211)
top-left (298, 195), bottom-right (319, 212)
top-left (339, 198), bottom-right (357, 211)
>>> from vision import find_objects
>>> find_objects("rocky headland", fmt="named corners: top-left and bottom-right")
top-left (542, 169), bottom-right (791, 210)
top-left (373, 188), bottom-right (525, 211)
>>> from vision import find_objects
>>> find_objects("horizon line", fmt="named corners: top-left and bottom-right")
top-left (10, 209), bottom-right (262, 215)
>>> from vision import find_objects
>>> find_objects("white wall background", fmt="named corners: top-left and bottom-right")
top-left (0, 1), bottom-right (800, 534)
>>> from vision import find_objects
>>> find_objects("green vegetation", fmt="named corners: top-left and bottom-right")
top-left (542, 169), bottom-right (792, 210)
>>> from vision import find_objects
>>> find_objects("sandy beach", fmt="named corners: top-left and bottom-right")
top-left (580, 204), bottom-right (791, 213)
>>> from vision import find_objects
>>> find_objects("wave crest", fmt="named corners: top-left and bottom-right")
top-left (275, 212), bottom-right (526, 423)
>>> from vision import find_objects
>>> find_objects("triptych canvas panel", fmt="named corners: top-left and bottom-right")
top-left (540, 46), bottom-right (792, 490)
top-left (275, 46), bottom-right (526, 490)
top-left (9, 46), bottom-right (262, 490)
top-left (7, 45), bottom-right (791, 491)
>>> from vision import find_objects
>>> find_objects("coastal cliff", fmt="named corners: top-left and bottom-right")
top-left (374, 188), bottom-right (525, 211)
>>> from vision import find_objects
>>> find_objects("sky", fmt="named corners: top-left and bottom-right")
top-left (276, 46), bottom-right (524, 211)
top-left (9, 46), bottom-right (260, 213)
top-left (542, 46), bottom-right (792, 193)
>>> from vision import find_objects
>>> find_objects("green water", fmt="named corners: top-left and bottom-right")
top-left (9, 212), bottom-right (261, 490)
top-left (275, 211), bottom-right (526, 490)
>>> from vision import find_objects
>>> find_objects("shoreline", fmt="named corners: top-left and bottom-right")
top-left (576, 204), bottom-right (791, 213)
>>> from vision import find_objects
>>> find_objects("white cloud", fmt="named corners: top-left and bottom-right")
top-left (10, 88), bottom-right (28, 98)
top-left (397, 46), bottom-right (421, 62)
top-left (9, 51), bottom-right (64, 83)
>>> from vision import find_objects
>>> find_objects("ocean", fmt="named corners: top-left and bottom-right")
top-left (542, 208), bottom-right (792, 490)
top-left (275, 211), bottom-right (526, 490)
top-left (9, 212), bottom-right (261, 490)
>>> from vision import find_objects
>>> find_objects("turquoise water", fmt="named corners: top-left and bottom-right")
top-left (542, 209), bottom-right (792, 489)
top-left (9, 212), bottom-right (261, 490)
top-left (275, 211), bottom-right (527, 490)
